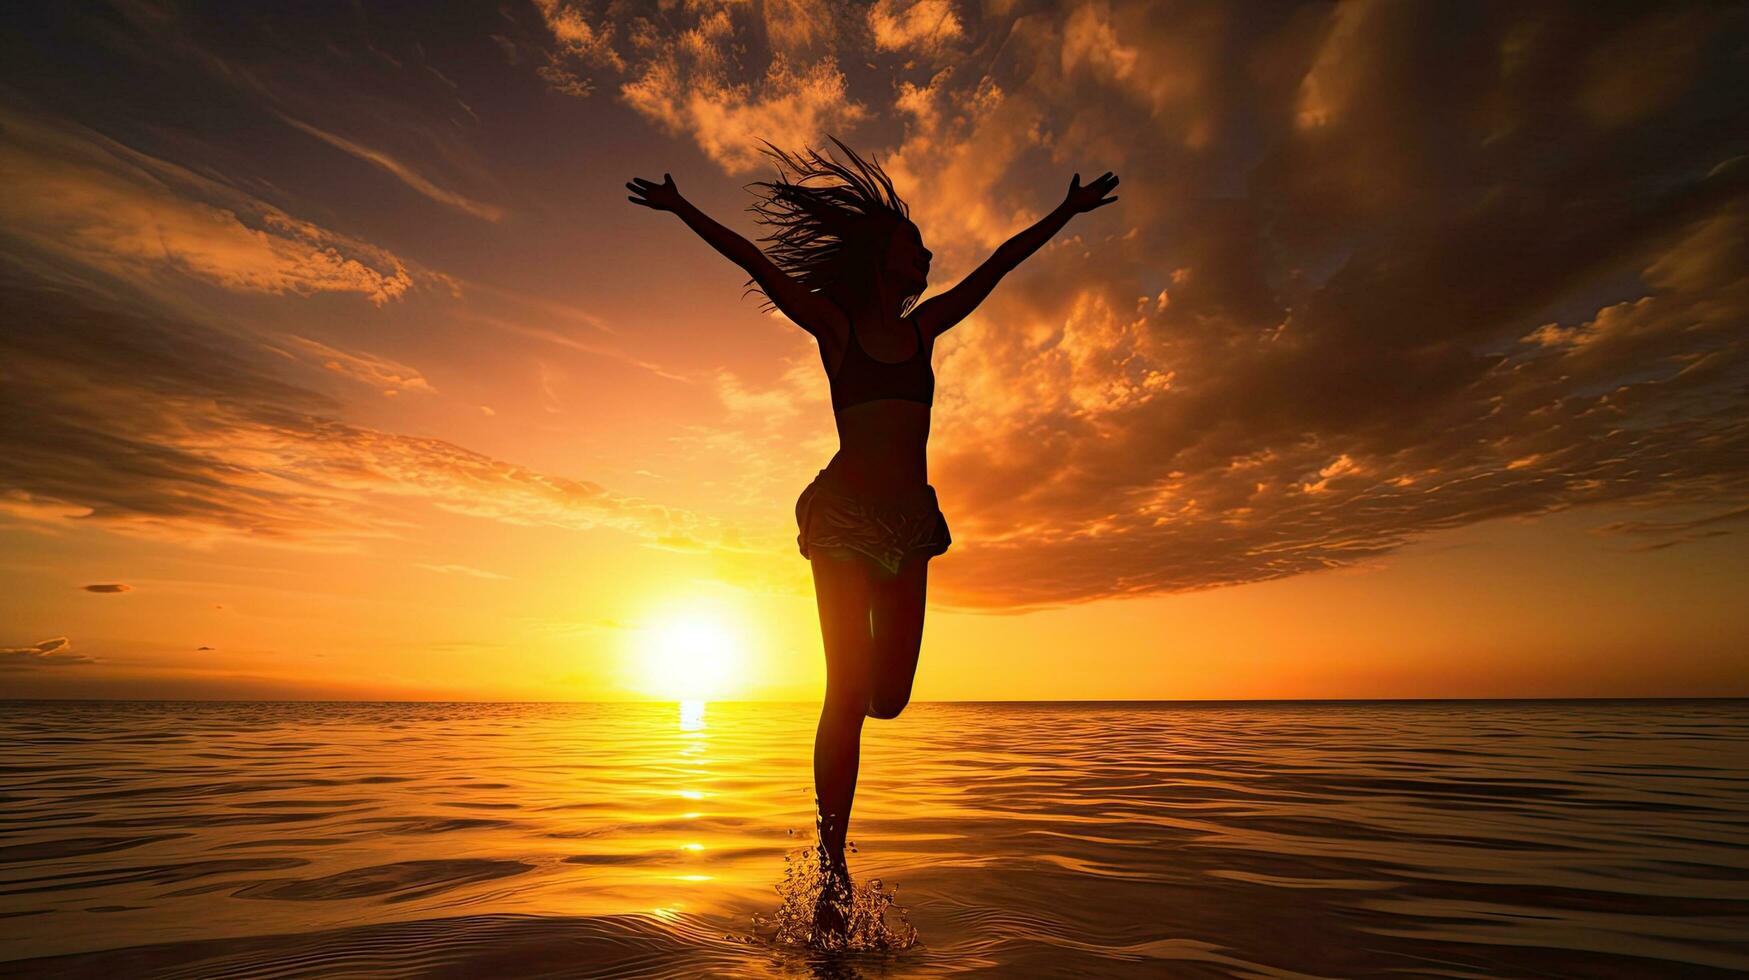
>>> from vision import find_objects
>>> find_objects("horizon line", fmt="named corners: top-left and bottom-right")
top-left (4, 696), bottom-right (1745, 705)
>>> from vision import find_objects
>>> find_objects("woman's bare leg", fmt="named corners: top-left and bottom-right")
top-left (809, 552), bottom-right (876, 897)
top-left (808, 551), bottom-right (928, 937)
top-left (867, 556), bottom-right (928, 719)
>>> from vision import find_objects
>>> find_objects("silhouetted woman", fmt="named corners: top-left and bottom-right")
top-left (627, 139), bottom-right (1117, 936)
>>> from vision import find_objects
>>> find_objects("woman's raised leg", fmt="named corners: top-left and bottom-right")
top-left (867, 556), bottom-right (928, 719)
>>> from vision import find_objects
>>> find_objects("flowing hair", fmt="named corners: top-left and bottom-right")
top-left (742, 135), bottom-right (919, 316)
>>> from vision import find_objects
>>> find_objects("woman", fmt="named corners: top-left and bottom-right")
top-left (627, 138), bottom-right (1118, 935)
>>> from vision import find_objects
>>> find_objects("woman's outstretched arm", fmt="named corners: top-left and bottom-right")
top-left (910, 171), bottom-right (1119, 338)
top-left (627, 173), bottom-right (846, 337)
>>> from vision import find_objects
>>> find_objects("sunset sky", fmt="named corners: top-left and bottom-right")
top-left (2, 1), bottom-right (1745, 701)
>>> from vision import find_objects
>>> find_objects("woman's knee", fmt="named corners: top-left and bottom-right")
top-left (865, 689), bottom-right (911, 720)
top-left (864, 630), bottom-right (921, 721)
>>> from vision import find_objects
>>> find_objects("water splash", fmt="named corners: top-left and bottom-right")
top-left (746, 834), bottom-right (918, 952)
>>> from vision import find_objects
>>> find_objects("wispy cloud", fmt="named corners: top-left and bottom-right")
top-left (0, 107), bottom-right (417, 305)
top-left (415, 563), bottom-right (511, 580)
top-left (1592, 506), bottom-right (1749, 551)
top-left (265, 336), bottom-right (437, 396)
top-left (0, 637), bottom-right (94, 669)
top-left (276, 114), bottom-right (507, 222)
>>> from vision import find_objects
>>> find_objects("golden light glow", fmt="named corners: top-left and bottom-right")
top-left (633, 605), bottom-right (744, 701)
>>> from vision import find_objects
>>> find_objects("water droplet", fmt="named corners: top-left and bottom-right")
top-left (747, 832), bottom-right (917, 952)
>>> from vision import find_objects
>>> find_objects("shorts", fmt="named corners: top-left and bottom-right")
top-left (796, 468), bottom-right (952, 575)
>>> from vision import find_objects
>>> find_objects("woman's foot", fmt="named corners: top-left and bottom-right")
top-left (811, 853), bottom-right (853, 943)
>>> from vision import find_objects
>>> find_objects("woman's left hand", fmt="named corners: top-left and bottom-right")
top-left (1062, 171), bottom-right (1120, 214)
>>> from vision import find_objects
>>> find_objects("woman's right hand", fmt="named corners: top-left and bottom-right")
top-left (626, 173), bottom-right (686, 212)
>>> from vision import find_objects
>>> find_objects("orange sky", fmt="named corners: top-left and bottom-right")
top-left (2, 1), bottom-right (1746, 700)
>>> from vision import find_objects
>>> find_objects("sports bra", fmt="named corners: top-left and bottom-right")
top-left (828, 313), bottom-right (934, 412)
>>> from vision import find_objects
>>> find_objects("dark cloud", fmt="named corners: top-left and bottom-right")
top-left (0, 280), bottom-right (709, 546)
top-left (1591, 506), bottom-right (1749, 552)
top-left (909, 1), bottom-right (1749, 608)
top-left (81, 583), bottom-right (132, 593)
top-left (0, 636), bottom-right (94, 669)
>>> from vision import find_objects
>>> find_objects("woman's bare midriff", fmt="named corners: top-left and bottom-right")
top-left (825, 399), bottom-right (931, 495)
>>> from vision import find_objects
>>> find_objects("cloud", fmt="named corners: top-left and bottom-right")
top-left (276, 114), bottom-right (507, 222)
top-left (415, 563), bottom-right (511, 580)
top-left (0, 107), bottom-right (418, 305)
top-left (0, 281), bottom-right (715, 550)
top-left (81, 583), bottom-right (132, 593)
top-left (0, 637), bottom-right (95, 669)
top-left (621, 49), bottom-right (866, 176)
top-left (763, 0), bottom-right (845, 57)
top-left (534, 0), bottom-right (626, 72)
top-left (535, 1), bottom-right (868, 173)
top-left (884, 70), bottom-right (1051, 257)
top-left (1591, 505), bottom-right (1749, 552)
top-left (869, 0), bottom-right (966, 56)
top-left (265, 336), bottom-right (437, 396)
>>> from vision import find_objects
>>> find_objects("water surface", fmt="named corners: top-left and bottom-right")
top-left (2, 700), bottom-right (1746, 977)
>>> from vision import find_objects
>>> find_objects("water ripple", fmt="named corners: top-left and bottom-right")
top-left (1, 699), bottom-right (1745, 977)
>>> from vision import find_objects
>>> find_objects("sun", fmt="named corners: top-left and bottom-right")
top-left (637, 609), bottom-right (742, 701)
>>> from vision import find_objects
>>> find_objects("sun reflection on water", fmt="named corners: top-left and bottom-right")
top-left (678, 699), bottom-right (706, 731)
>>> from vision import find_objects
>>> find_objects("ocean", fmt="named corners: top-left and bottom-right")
top-left (2, 699), bottom-right (1745, 978)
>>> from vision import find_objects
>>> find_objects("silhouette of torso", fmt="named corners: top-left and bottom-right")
top-left (819, 311), bottom-right (933, 495)
top-left (829, 314), bottom-right (933, 412)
